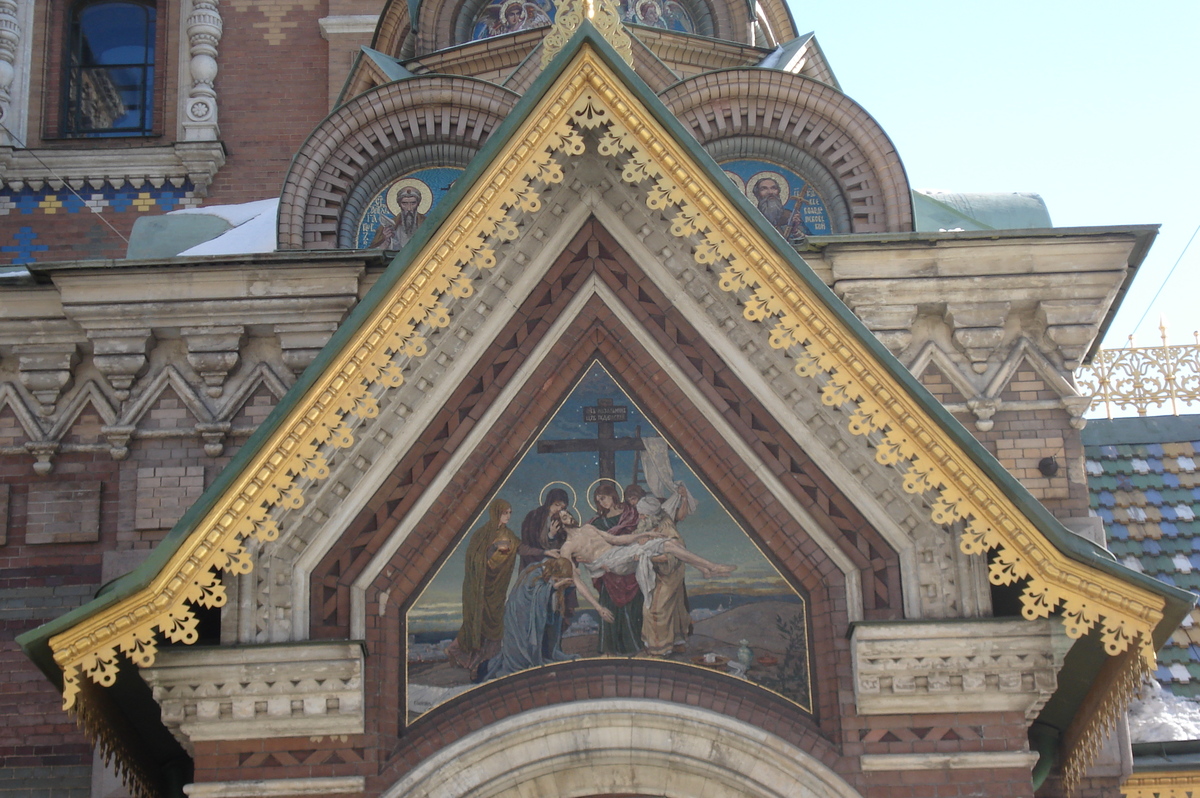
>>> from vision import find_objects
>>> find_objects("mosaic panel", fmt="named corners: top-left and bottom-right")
top-left (471, 0), bottom-right (555, 40)
top-left (355, 168), bottom-right (463, 250)
top-left (0, 181), bottom-right (200, 216)
top-left (406, 362), bottom-right (812, 720)
top-left (719, 159), bottom-right (833, 240)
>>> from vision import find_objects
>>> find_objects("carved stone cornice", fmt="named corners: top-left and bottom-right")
top-left (0, 142), bottom-right (225, 194)
top-left (141, 643), bottom-right (365, 755)
top-left (852, 619), bottom-right (1066, 719)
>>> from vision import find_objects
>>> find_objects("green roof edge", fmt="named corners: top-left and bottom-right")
top-left (18, 21), bottom-right (1192, 686)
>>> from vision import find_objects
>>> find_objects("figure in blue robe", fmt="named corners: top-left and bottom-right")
top-left (485, 558), bottom-right (577, 681)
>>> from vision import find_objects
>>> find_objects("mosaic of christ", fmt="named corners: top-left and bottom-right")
top-left (405, 362), bottom-right (812, 721)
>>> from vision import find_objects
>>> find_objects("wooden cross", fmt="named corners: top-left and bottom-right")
top-left (536, 398), bottom-right (644, 481)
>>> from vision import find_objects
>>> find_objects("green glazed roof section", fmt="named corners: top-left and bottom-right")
top-left (1084, 415), bottom-right (1200, 697)
top-left (913, 189), bottom-right (1052, 232)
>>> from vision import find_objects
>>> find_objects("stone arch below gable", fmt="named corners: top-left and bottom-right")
top-left (384, 699), bottom-right (862, 798)
top-left (660, 71), bottom-right (913, 234)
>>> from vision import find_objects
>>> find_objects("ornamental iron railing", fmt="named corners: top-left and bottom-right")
top-left (1075, 330), bottom-right (1200, 419)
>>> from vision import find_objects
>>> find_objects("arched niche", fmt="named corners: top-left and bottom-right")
top-left (278, 77), bottom-right (519, 250)
top-left (660, 70), bottom-right (913, 234)
top-left (385, 700), bottom-right (866, 798)
top-left (707, 137), bottom-right (853, 236)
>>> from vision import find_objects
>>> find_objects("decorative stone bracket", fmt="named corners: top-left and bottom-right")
top-left (140, 642), bottom-right (365, 755)
top-left (852, 619), bottom-right (1067, 720)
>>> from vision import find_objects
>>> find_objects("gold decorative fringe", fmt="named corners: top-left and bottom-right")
top-left (1061, 647), bottom-right (1150, 796)
top-left (73, 677), bottom-right (161, 798)
top-left (1122, 769), bottom-right (1200, 798)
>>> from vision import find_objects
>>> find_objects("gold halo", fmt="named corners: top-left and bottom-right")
top-left (635, 0), bottom-right (662, 21)
top-left (539, 481), bottom-right (577, 513)
top-left (746, 170), bottom-right (790, 203)
top-left (722, 170), bottom-right (746, 196)
top-left (500, 0), bottom-right (526, 22)
top-left (585, 478), bottom-right (623, 513)
top-left (385, 177), bottom-right (434, 215)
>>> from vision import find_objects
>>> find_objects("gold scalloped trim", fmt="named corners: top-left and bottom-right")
top-left (50, 45), bottom-right (1165, 748)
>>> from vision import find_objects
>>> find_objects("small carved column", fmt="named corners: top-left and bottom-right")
top-left (0, 0), bottom-right (21, 144)
top-left (182, 0), bottom-right (223, 142)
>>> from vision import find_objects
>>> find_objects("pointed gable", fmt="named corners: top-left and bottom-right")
top-left (20, 25), bottom-right (1192, 798)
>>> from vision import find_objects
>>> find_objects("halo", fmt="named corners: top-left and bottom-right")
top-left (585, 477), bottom-right (623, 513)
top-left (385, 177), bottom-right (434, 215)
top-left (539, 481), bottom-right (577, 513)
top-left (500, 0), bottom-right (526, 22)
top-left (635, 0), bottom-right (662, 22)
top-left (746, 170), bottom-right (791, 203)
top-left (722, 170), bottom-right (746, 196)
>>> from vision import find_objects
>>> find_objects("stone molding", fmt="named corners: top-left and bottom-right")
top-left (0, 255), bottom-right (376, 472)
top-left (851, 619), bottom-right (1065, 719)
top-left (318, 15), bottom-right (379, 37)
top-left (141, 643), bottom-right (365, 755)
top-left (184, 777), bottom-right (365, 798)
top-left (0, 142), bottom-right (226, 194)
top-left (859, 752), bottom-right (1040, 772)
top-left (384, 699), bottom-right (865, 798)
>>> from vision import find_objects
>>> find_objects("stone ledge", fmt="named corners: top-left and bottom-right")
top-left (0, 142), bottom-right (226, 194)
top-left (141, 642), bottom-right (365, 753)
top-left (184, 777), bottom-right (365, 798)
top-left (860, 752), bottom-right (1040, 772)
top-left (852, 618), bottom-right (1067, 718)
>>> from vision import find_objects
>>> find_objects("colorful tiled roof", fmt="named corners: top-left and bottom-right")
top-left (1084, 416), bottom-right (1200, 696)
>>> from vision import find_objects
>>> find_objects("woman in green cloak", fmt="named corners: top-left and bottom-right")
top-left (447, 499), bottom-right (520, 678)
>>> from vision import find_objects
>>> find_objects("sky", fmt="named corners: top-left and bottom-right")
top-left (789, 1), bottom-right (1200, 347)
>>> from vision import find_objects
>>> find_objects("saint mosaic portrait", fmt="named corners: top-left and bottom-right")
top-left (355, 167), bottom-right (463, 250)
top-left (721, 159), bottom-right (834, 239)
top-left (405, 362), bottom-right (812, 721)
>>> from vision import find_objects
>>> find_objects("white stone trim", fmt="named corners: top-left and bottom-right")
top-left (141, 643), bottom-right (365, 754)
top-left (185, 777), bottom-right (365, 798)
top-left (384, 699), bottom-right (865, 798)
top-left (859, 752), bottom-right (1040, 772)
top-left (318, 15), bottom-right (380, 38)
top-left (0, 143), bottom-right (225, 193)
top-left (851, 619), bottom-right (1067, 719)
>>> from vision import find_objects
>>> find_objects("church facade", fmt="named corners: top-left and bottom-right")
top-left (1, 2), bottom-right (1191, 798)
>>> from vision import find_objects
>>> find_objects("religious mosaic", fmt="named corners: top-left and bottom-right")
top-left (406, 362), bottom-right (812, 720)
top-left (721, 159), bottom-right (834, 239)
top-left (355, 168), bottom-right (463, 249)
top-left (471, 0), bottom-right (555, 40)
top-left (619, 0), bottom-right (693, 32)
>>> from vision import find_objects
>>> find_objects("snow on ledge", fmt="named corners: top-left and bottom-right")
top-left (1129, 681), bottom-right (1200, 743)
top-left (172, 197), bottom-right (279, 257)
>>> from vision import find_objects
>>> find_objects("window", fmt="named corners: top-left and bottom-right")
top-left (62, 0), bottom-right (156, 136)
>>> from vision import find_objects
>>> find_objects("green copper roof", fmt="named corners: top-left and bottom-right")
top-left (913, 189), bottom-right (1052, 231)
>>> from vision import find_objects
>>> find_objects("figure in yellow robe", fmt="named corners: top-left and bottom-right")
top-left (447, 499), bottom-right (519, 677)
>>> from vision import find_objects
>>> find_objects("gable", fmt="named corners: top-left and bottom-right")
top-left (22, 31), bottom-right (1191, 798)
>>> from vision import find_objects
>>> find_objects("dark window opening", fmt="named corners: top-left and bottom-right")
top-left (62, 0), bottom-right (156, 137)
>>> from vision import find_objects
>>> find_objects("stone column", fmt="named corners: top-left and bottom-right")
top-left (182, 0), bottom-right (223, 142)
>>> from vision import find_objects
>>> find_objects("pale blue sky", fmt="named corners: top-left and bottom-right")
top-left (791, 1), bottom-right (1200, 347)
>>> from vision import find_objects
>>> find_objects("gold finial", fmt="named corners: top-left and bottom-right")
top-left (541, 0), bottom-right (633, 67)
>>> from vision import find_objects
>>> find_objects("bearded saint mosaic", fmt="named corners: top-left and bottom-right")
top-left (355, 167), bottom-right (462, 249)
top-left (471, 0), bottom-right (555, 40)
top-left (406, 362), bottom-right (812, 721)
top-left (721, 160), bottom-right (834, 240)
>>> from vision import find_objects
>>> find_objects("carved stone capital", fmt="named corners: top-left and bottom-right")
top-left (853, 303), bottom-right (918, 356)
top-left (966, 397), bottom-right (1000, 432)
top-left (945, 302), bottom-right (1010, 374)
top-left (89, 329), bottom-right (155, 401)
top-left (141, 642), bottom-right (365, 755)
top-left (14, 343), bottom-right (78, 415)
top-left (275, 321), bottom-right (340, 375)
top-left (183, 325), bottom-right (244, 397)
top-left (852, 619), bottom-right (1066, 719)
